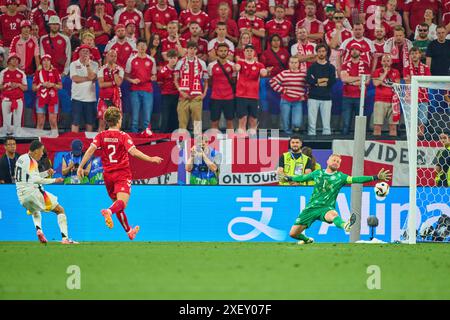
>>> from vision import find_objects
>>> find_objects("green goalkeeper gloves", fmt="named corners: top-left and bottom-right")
top-left (278, 172), bottom-right (292, 183)
top-left (377, 168), bottom-right (392, 181)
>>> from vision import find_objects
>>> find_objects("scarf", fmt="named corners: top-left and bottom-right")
top-left (409, 62), bottom-right (429, 102)
top-left (179, 56), bottom-right (203, 95)
top-left (385, 38), bottom-right (412, 69)
top-left (66, 5), bottom-right (82, 31)
top-left (295, 42), bottom-right (309, 73)
top-left (37, 68), bottom-right (59, 112)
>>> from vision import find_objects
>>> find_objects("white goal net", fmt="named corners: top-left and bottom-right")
top-left (393, 76), bottom-right (450, 243)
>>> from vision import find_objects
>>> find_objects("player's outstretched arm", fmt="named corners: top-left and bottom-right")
top-left (279, 171), bottom-right (316, 183)
top-left (129, 147), bottom-right (163, 164)
top-left (347, 168), bottom-right (392, 184)
top-left (77, 145), bottom-right (97, 179)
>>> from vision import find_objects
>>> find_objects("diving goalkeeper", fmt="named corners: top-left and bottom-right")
top-left (279, 154), bottom-right (392, 244)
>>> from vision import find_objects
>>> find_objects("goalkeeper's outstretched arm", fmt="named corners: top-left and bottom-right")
top-left (281, 171), bottom-right (317, 183)
top-left (346, 168), bottom-right (392, 184)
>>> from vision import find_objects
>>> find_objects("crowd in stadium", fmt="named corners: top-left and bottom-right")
top-left (0, 0), bottom-right (449, 137)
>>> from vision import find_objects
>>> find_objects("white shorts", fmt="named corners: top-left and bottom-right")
top-left (18, 189), bottom-right (59, 214)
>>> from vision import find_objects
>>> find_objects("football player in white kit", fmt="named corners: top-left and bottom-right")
top-left (15, 140), bottom-right (78, 244)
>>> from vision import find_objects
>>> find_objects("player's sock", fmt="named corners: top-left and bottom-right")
top-left (333, 216), bottom-right (345, 229)
top-left (57, 214), bottom-right (69, 239)
top-left (116, 210), bottom-right (131, 232)
top-left (108, 200), bottom-right (125, 215)
top-left (293, 233), bottom-right (310, 242)
top-left (32, 212), bottom-right (42, 230)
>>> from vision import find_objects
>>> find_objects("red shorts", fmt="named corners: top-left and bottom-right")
top-left (103, 170), bottom-right (132, 200)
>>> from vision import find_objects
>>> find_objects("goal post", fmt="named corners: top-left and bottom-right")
top-left (394, 76), bottom-right (450, 244)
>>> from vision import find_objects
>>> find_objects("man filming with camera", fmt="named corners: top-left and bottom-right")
top-left (185, 135), bottom-right (221, 185)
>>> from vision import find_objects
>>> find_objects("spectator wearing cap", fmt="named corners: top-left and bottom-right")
top-left (179, 0), bottom-right (210, 38)
top-left (124, 19), bottom-right (137, 43)
top-left (105, 24), bottom-right (137, 69)
top-left (0, 53), bottom-right (27, 136)
top-left (233, 43), bottom-right (267, 136)
top-left (144, 0), bottom-right (178, 42)
top-left (125, 38), bottom-right (157, 132)
top-left (322, 4), bottom-right (352, 33)
top-left (208, 2), bottom-right (239, 44)
top-left (0, 0), bottom-right (26, 13)
top-left (340, 42), bottom-right (371, 135)
top-left (174, 41), bottom-right (209, 130)
top-left (238, 0), bottom-right (265, 56)
top-left (61, 139), bottom-right (91, 184)
top-left (0, 0), bottom-right (26, 56)
top-left (180, 21), bottom-right (209, 61)
top-left (32, 54), bottom-right (62, 133)
top-left (340, 23), bottom-right (375, 66)
top-left (30, 0), bottom-right (58, 37)
top-left (113, 0), bottom-right (144, 40)
top-left (265, 5), bottom-right (293, 49)
top-left (39, 15), bottom-right (72, 76)
top-left (97, 49), bottom-right (124, 132)
top-left (72, 31), bottom-right (102, 66)
top-left (69, 44), bottom-right (99, 133)
top-left (86, 0), bottom-right (114, 55)
top-left (9, 20), bottom-right (40, 76)
top-left (296, 2), bottom-right (324, 44)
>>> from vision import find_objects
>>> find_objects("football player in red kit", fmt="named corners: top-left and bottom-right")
top-left (77, 107), bottom-right (163, 240)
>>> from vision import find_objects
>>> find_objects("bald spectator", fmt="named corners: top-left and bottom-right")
top-left (40, 15), bottom-right (71, 76)
top-left (70, 45), bottom-right (99, 133)
top-left (291, 27), bottom-right (317, 70)
top-left (9, 20), bottom-right (40, 76)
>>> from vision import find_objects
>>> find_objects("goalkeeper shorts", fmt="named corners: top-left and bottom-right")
top-left (294, 207), bottom-right (335, 228)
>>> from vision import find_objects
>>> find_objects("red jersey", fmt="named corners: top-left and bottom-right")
top-left (357, 0), bottom-right (383, 16)
top-left (365, 15), bottom-right (392, 40)
top-left (158, 65), bottom-right (178, 95)
top-left (180, 37), bottom-right (208, 57)
top-left (179, 10), bottom-right (210, 38)
top-left (296, 18), bottom-right (324, 43)
top-left (260, 47), bottom-right (290, 77)
top-left (97, 64), bottom-right (124, 100)
top-left (209, 18), bottom-right (239, 40)
top-left (125, 54), bottom-right (157, 92)
top-left (290, 41), bottom-right (316, 69)
top-left (372, 67), bottom-right (400, 102)
top-left (373, 41), bottom-right (385, 70)
top-left (161, 37), bottom-right (179, 55)
top-left (40, 33), bottom-right (71, 75)
top-left (92, 130), bottom-right (135, 175)
top-left (0, 13), bottom-right (25, 47)
top-left (236, 60), bottom-right (266, 99)
top-left (341, 37), bottom-right (375, 65)
top-left (238, 16), bottom-right (265, 54)
top-left (239, 0), bottom-right (269, 14)
top-left (144, 5), bottom-right (178, 39)
top-left (105, 39), bottom-right (136, 69)
top-left (325, 28), bottom-right (353, 46)
top-left (32, 67), bottom-right (61, 109)
top-left (341, 59), bottom-right (371, 98)
top-left (9, 36), bottom-right (39, 76)
top-left (208, 60), bottom-right (236, 100)
top-left (114, 8), bottom-right (144, 39)
top-left (72, 46), bottom-right (102, 64)
top-left (206, 0), bottom-right (235, 20)
top-left (30, 7), bottom-right (58, 38)
top-left (86, 15), bottom-right (114, 46)
top-left (404, 0), bottom-right (441, 31)
top-left (321, 0), bottom-right (350, 13)
top-left (0, 68), bottom-right (27, 102)
top-left (266, 19), bottom-right (293, 46)
top-left (403, 63), bottom-right (431, 103)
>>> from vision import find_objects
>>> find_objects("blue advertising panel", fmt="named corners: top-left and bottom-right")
top-left (0, 185), bottom-right (448, 243)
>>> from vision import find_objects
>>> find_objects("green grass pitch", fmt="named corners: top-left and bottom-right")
top-left (1, 242), bottom-right (449, 300)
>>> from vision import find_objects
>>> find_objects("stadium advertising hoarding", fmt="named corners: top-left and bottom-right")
top-left (2, 185), bottom-right (447, 243)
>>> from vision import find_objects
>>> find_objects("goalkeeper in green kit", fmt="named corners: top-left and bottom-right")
top-left (279, 154), bottom-right (392, 244)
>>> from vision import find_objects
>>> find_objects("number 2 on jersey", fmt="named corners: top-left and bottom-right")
top-left (108, 145), bottom-right (118, 163)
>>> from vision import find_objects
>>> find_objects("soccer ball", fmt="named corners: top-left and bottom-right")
top-left (374, 182), bottom-right (390, 198)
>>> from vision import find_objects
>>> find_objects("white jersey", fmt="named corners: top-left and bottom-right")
top-left (15, 154), bottom-right (55, 197)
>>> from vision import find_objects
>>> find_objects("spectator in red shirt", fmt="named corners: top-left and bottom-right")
top-left (105, 24), bottom-right (137, 69)
top-left (365, 5), bottom-right (393, 40)
top-left (124, 19), bottom-right (138, 43)
top-left (260, 34), bottom-right (290, 77)
top-left (9, 20), bottom-right (40, 76)
top-left (39, 15), bottom-right (72, 76)
top-left (0, 0), bottom-right (25, 53)
top-left (372, 54), bottom-right (401, 136)
top-left (239, 0), bottom-right (269, 20)
top-left (181, 21), bottom-right (209, 61)
top-left (269, 0), bottom-right (294, 19)
top-left (72, 31), bottom-right (102, 66)
top-left (209, 2), bottom-right (239, 44)
top-left (0, 0), bottom-right (26, 13)
top-left (205, 0), bottom-right (238, 21)
top-left (340, 42), bottom-right (371, 135)
top-left (266, 5), bottom-right (293, 48)
top-left (30, 0), bottom-right (58, 38)
top-left (403, 0), bottom-right (441, 39)
top-left (161, 21), bottom-right (184, 62)
top-left (238, 0), bottom-right (266, 56)
top-left (97, 49), bottom-right (124, 131)
top-left (208, 43), bottom-right (236, 130)
top-left (384, 26), bottom-right (413, 76)
top-left (325, 10), bottom-right (352, 74)
top-left (114, 0), bottom-right (145, 39)
top-left (87, 0), bottom-right (114, 55)
top-left (32, 54), bottom-right (62, 132)
top-left (148, 33), bottom-right (164, 70)
top-left (235, 30), bottom-right (253, 62)
top-left (384, 0), bottom-right (402, 29)
top-left (144, 0), bottom-right (178, 43)
top-left (296, 2), bottom-right (324, 44)
top-left (372, 26), bottom-right (387, 71)
top-left (290, 27), bottom-right (317, 69)
top-left (0, 53), bottom-right (27, 136)
top-left (208, 21), bottom-right (235, 62)
top-left (174, 41), bottom-right (209, 130)
top-left (158, 49), bottom-right (179, 133)
top-left (234, 43), bottom-right (268, 136)
top-left (125, 38), bottom-right (157, 133)
top-left (179, 0), bottom-right (210, 38)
